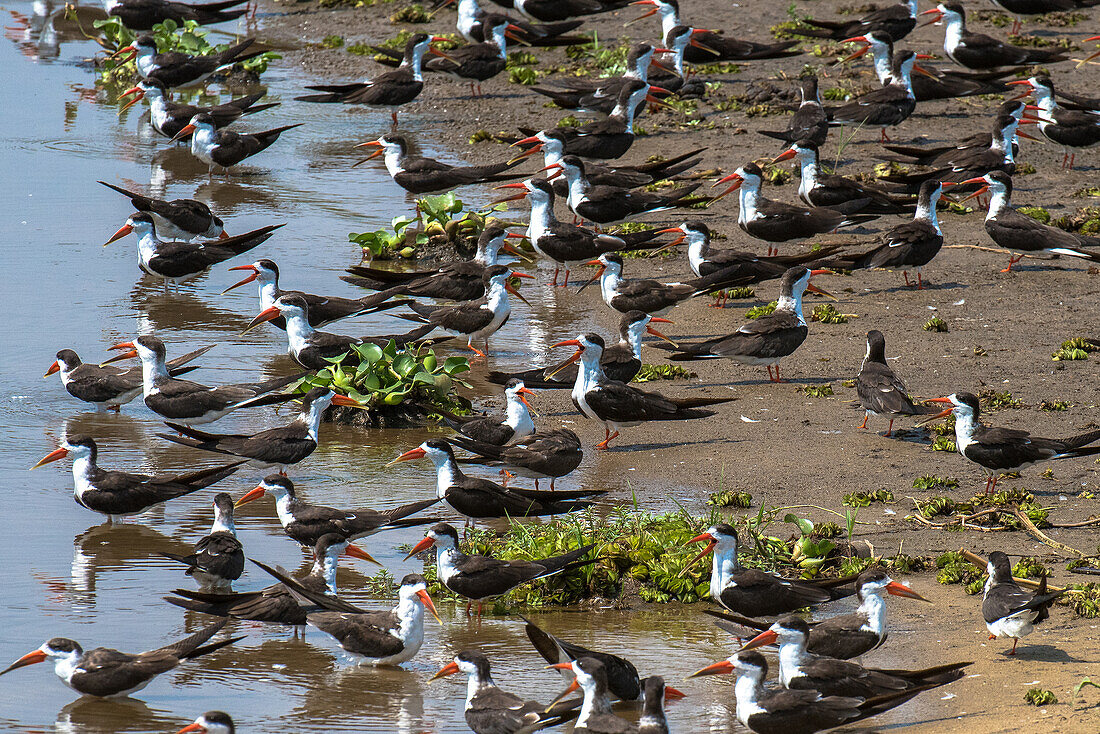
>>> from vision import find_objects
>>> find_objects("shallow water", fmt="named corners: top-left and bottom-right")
top-left (0, 5), bottom-right (937, 732)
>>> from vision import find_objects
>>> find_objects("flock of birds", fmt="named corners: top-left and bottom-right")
top-left (7, 0), bottom-right (1100, 731)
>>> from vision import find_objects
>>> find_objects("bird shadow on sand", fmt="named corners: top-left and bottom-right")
top-left (876, 279), bottom-right (964, 294)
top-left (999, 644), bottom-right (1090, 663)
top-left (610, 437), bottom-right (737, 452)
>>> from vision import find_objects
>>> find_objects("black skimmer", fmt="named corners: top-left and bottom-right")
top-left (170, 113), bottom-right (303, 173)
top-left (46, 343), bottom-right (211, 412)
top-left (392, 265), bottom-right (534, 358)
top-left (738, 615), bottom-right (970, 698)
top-left (223, 258), bottom-right (409, 329)
top-left (651, 25), bottom-right (711, 97)
top-left (959, 171), bottom-right (1100, 271)
top-left (524, 617), bottom-right (685, 702)
top-left (629, 0), bottom-right (801, 62)
top-left (488, 310), bottom-right (675, 387)
top-left (841, 31), bottom-right (1010, 102)
top-left (157, 387), bottom-right (363, 472)
top-left (773, 139), bottom-right (908, 215)
top-left (119, 35), bottom-right (262, 89)
top-left (689, 650), bottom-right (932, 734)
top-left (431, 649), bottom-right (581, 732)
top-left (707, 567), bottom-right (930, 660)
top-left (450, 428), bottom-right (582, 489)
top-left (846, 180), bottom-right (945, 288)
top-left (923, 391), bottom-right (1100, 493)
top-left (119, 79), bottom-right (278, 141)
top-left (992, 0), bottom-right (1100, 35)
top-left (442, 378), bottom-right (536, 444)
top-left (105, 335), bottom-right (301, 425)
top-left (545, 658), bottom-right (637, 733)
top-left (546, 155), bottom-right (703, 225)
top-left (252, 563), bottom-right (440, 666)
top-left (158, 492), bottom-right (244, 590)
top-left (658, 267), bottom-right (833, 382)
top-left (31, 435), bottom-right (243, 523)
top-left (492, 179), bottom-right (666, 286)
top-left (0, 619), bottom-right (240, 698)
top-left (1009, 75), bottom-right (1100, 169)
top-left (982, 550), bottom-right (1065, 654)
top-left (406, 522), bottom-right (596, 614)
top-left (104, 0), bottom-right (249, 30)
top-left (757, 76), bottom-right (829, 147)
top-left (712, 164), bottom-right (876, 255)
top-left (791, 0), bottom-right (917, 42)
top-left (439, 0), bottom-right (586, 46)
top-left (855, 330), bottom-right (937, 436)
top-left (233, 473), bottom-right (439, 549)
top-left (530, 43), bottom-right (672, 112)
top-left (512, 81), bottom-right (658, 160)
top-left (504, 0), bottom-right (631, 23)
top-left (880, 106), bottom-right (1027, 170)
top-left (355, 133), bottom-right (526, 193)
top-left (921, 4), bottom-right (1068, 69)
top-left (176, 711), bottom-right (235, 734)
top-left (508, 129), bottom-right (706, 200)
top-left (99, 180), bottom-right (226, 241)
top-left (637, 677), bottom-right (671, 734)
top-left (165, 533), bottom-right (377, 625)
top-left (580, 252), bottom-right (756, 317)
top-left (825, 50), bottom-right (925, 142)
top-left (422, 15), bottom-right (523, 96)
top-left (551, 333), bottom-right (733, 449)
top-left (344, 225), bottom-right (523, 299)
top-left (241, 294), bottom-right (434, 370)
top-left (296, 33), bottom-right (445, 127)
top-left (102, 214), bottom-right (282, 291)
top-left (388, 441), bottom-right (605, 517)
top-left (682, 523), bottom-right (857, 616)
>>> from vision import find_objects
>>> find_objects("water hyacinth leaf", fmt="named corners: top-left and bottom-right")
top-left (354, 342), bottom-right (384, 364)
top-left (382, 339), bottom-right (398, 360)
top-left (443, 356), bottom-right (471, 375)
top-left (783, 513), bottom-right (814, 537)
top-left (413, 371), bottom-right (437, 386)
top-left (392, 353), bottom-right (416, 377)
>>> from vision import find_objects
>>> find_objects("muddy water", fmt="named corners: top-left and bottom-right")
top-left (0, 5), bottom-right (942, 732)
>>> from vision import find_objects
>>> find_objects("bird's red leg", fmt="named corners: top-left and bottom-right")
top-left (465, 600), bottom-right (472, 616)
top-left (886, 419), bottom-right (894, 437)
top-left (1009, 637), bottom-right (1018, 655)
top-left (561, 268), bottom-right (570, 287)
top-left (109, 404), bottom-right (122, 413)
top-left (465, 343), bottom-right (487, 360)
top-left (1001, 254), bottom-right (1023, 273)
top-left (391, 110), bottom-right (398, 129)
top-left (1069, 153), bottom-right (1076, 169)
top-left (549, 477), bottom-right (556, 490)
top-left (903, 271), bottom-right (913, 287)
top-left (880, 128), bottom-right (890, 143)
top-left (499, 469), bottom-right (514, 487)
top-left (550, 267), bottom-right (559, 287)
top-left (859, 414), bottom-right (869, 430)
top-left (989, 633), bottom-right (996, 640)
top-left (917, 272), bottom-right (925, 290)
top-left (596, 428), bottom-right (612, 450)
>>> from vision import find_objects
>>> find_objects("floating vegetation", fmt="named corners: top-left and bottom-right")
top-left (923, 317), bottom-right (949, 332)
top-left (843, 489), bottom-right (893, 507)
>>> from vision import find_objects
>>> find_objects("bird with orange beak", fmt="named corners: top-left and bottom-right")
top-left (176, 711), bottom-right (235, 734)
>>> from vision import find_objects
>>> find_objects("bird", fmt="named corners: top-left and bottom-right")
top-left (530, 43), bottom-right (672, 113)
top-left (987, 0), bottom-right (1100, 36)
top-left (175, 710), bottom-right (235, 734)
top-left (450, 428), bottom-right (582, 490)
top-left (170, 113), bottom-right (303, 173)
top-left (878, 100), bottom-right (1028, 167)
top-left (1008, 75), bottom-right (1100, 169)
top-left (156, 387), bottom-right (362, 472)
top-left (0, 619), bottom-right (241, 698)
top-left (158, 492), bottom-right (244, 590)
top-left (982, 550), bottom-right (1065, 654)
top-left (392, 265), bottom-right (534, 358)
top-left (296, 33), bottom-right (446, 127)
top-left (682, 523), bottom-right (858, 616)
top-left (544, 657), bottom-right (639, 733)
top-left (45, 343), bottom-right (211, 412)
top-left (232, 473), bottom-right (439, 549)
top-left (103, 334), bottom-right (301, 425)
top-left (99, 180), bottom-right (226, 241)
top-left (546, 155), bottom-right (704, 225)
top-left (789, 0), bottom-right (918, 42)
top-left (222, 258), bottom-right (410, 329)
top-left (118, 78), bottom-right (278, 141)
top-left (104, 0), bottom-right (249, 30)
top-left (855, 330), bottom-right (937, 436)
top-left (738, 615), bottom-right (971, 698)
top-left (920, 3), bottom-right (1068, 69)
top-left (825, 50), bottom-right (925, 142)
top-left (551, 332), bottom-right (734, 449)
top-left (488, 310), bottom-right (676, 387)
top-left (689, 650), bottom-right (933, 734)
top-left (923, 391), bottom-right (1100, 493)
top-left (628, 0), bottom-right (802, 62)
top-left (656, 267), bottom-right (834, 382)
top-left (405, 522), bottom-right (596, 617)
top-left (355, 133), bottom-right (526, 193)
top-left (440, 0), bottom-right (587, 46)
top-left (430, 649), bottom-right (580, 733)
top-left (388, 440), bottom-right (606, 517)
top-left (843, 180), bottom-right (945, 289)
top-left (422, 15), bottom-right (523, 97)
top-left (492, 178), bottom-right (668, 286)
top-left (958, 171), bottom-right (1100, 271)
top-left (706, 566), bottom-right (931, 660)
top-left (504, 0), bottom-right (632, 23)
top-left (712, 163), bottom-right (876, 255)
top-left (31, 435), bottom-right (243, 524)
top-left (441, 378), bottom-right (537, 445)
top-left (757, 76), bottom-right (829, 147)
top-left (118, 35), bottom-right (262, 88)
top-left (773, 138), bottom-right (909, 215)
top-left (102, 213), bottom-right (282, 291)
top-left (165, 533), bottom-right (378, 626)
top-left (251, 563), bottom-right (440, 666)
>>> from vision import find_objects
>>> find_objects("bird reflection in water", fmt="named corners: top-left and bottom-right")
top-left (55, 696), bottom-right (176, 734)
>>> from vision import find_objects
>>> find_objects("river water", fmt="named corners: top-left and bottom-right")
top-left (0, 5), bottom-right (933, 732)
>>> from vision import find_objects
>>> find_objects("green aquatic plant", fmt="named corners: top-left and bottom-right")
top-left (390, 4), bottom-right (429, 23)
top-left (1024, 689), bottom-right (1058, 706)
top-left (631, 364), bottom-right (697, 383)
top-left (746, 301), bottom-right (778, 319)
top-left (1052, 337), bottom-right (1098, 361)
top-left (810, 304), bottom-right (855, 324)
top-left (912, 476), bottom-right (959, 491)
top-left (923, 317), bottom-right (949, 332)
top-left (707, 490), bottom-right (753, 508)
top-left (798, 384), bottom-right (834, 398)
top-left (843, 489), bottom-right (893, 507)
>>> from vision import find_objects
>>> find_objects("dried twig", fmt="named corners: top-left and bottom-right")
top-left (1011, 508), bottom-right (1086, 558)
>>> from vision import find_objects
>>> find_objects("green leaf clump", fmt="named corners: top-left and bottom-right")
top-left (746, 301), bottom-right (778, 319)
top-left (923, 316), bottom-right (949, 332)
top-left (843, 489), bottom-right (893, 507)
top-left (631, 364), bottom-right (697, 383)
top-left (1024, 689), bottom-right (1058, 706)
